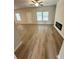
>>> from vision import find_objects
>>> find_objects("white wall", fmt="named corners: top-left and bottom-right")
top-left (58, 42), bottom-right (64, 59)
top-left (54, 0), bottom-right (64, 38)
top-left (14, 24), bottom-right (21, 50)
top-left (14, 55), bottom-right (17, 59)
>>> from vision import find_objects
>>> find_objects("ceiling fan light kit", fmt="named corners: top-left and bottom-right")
top-left (35, 3), bottom-right (39, 7)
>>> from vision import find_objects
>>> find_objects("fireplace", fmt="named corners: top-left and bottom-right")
top-left (55, 21), bottom-right (62, 31)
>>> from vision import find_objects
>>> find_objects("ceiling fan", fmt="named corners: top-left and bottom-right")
top-left (31, 0), bottom-right (43, 7)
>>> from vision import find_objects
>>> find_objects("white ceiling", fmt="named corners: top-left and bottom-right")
top-left (14, 0), bottom-right (58, 9)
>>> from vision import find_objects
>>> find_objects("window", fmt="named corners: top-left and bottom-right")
top-left (15, 13), bottom-right (21, 21)
top-left (37, 12), bottom-right (48, 21)
top-left (37, 12), bottom-right (42, 21)
top-left (43, 12), bottom-right (48, 21)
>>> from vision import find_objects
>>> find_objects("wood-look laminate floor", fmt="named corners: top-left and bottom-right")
top-left (15, 24), bottom-right (63, 59)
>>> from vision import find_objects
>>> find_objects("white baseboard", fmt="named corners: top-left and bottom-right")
top-left (14, 41), bottom-right (22, 52)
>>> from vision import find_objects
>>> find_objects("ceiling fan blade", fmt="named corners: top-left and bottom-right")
top-left (35, 0), bottom-right (39, 1)
top-left (39, 1), bottom-right (43, 3)
top-left (40, 4), bottom-right (43, 6)
top-left (32, 1), bottom-right (35, 3)
top-left (30, 4), bottom-right (35, 6)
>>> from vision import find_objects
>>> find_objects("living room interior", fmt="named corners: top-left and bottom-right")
top-left (14, 0), bottom-right (64, 59)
